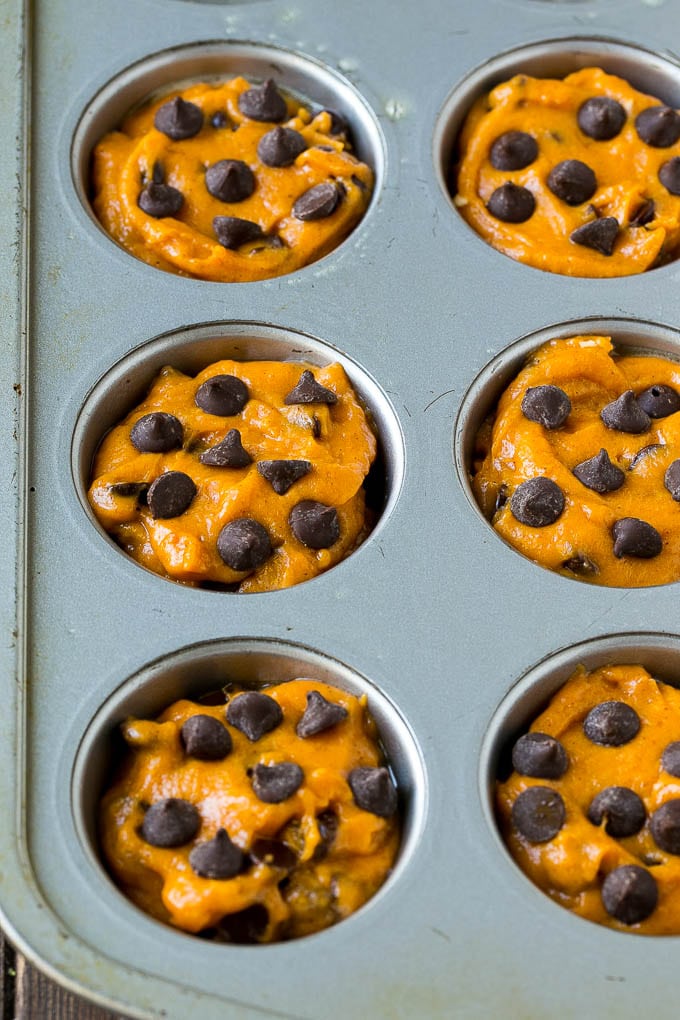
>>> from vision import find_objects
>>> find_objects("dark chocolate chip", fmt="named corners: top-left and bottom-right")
top-left (348, 767), bottom-right (398, 818)
top-left (138, 181), bottom-right (184, 218)
top-left (130, 412), bottom-right (183, 453)
top-left (154, 97), bottom-right (203, 140)
top-left (205, 159), bottom-right (256, 203)
top-left (200, 429), bottom-right (252, 468)
top-left (659, 157), bottom-right (680, 195)
top-left (238, 79), bottom-right (287, 123)
top-left (249, 839), bottom-right (297, 870)
top-left (226, 691), bottom-right (283, 741)
top-left (489, 130), bottom-right (538, 171)
top-left (293, 183), bottom-right (341, 221)
top-left (109, 482), bottom-right (149, 501)
top-left (284, 370), bottom-right (337, 405)
top-left (296, 690), bottom-right (349, 738)
top-left (662, 741), bottom-right (680, 777)
top-left (612, 517), bottom-right (662, 559)
top-left (189, 828), bottom-right (245, 879)
top-left (510, 477), bottom-right (565, 528)
top-left (322, 108), bottom-right (348, 136)
top-left (572, 448), bottom-right (625, 493)
top-left (635, 105), bottom-right (680, 147)
top-left (601, 865), bottom-right (658, 924)
top-left (316, 809), bottom-right (339, 855)
top-left (629, 443), bottom-right (665, 470)
top-left (547, 159), bottom-right (597, 205)
top-left (486, 182), bottom-right (535, 223)
top-left (583, 701), bottom-right (640, 746)
top-left (520, 385), bottom-right (571, 429)
top-left (665, 459), bottom-right (680, 501)
top-left (511, 786), bottom-right (565, 843)
top-left (562, 553), bottom-right (598, 576)
top-left (630, 199), bottom-right (656, 227)
top-left (211, 111), bottom-right (229, 129)
top-left (587, 786), bottom-right (646, 837)
top-left (251, 762), bottom-right (304, 803)
top-left (181, 714), bottom-right (233, 761)
top-left (210, 904), bottom-right (269, 944)
top-left (257, 126), bottom-right (307, 167)
top-left (140, 798), bottom-right (200, 847)
top-left (511, 732), bottom-right (568, 779)
top-left (195, 374), bottom-right (249, 417)
top-left (213, 215), bottom-right (264, 250)
top-left (257, 459), bottom-right (311, 495)
top-left (577, 96), bottom-right (626, 140)
top-left (147, 471), bottom-right (196, 519)
top-left (650, 799), bottom-right (680, 854)
top-left (600, 390), bottom-right (651, 433)
top-left (637, 383), bottom-right (680, 418)
top-left (216, 518), bottom-right (272, 571)
top-left (570, 216), bottom-right (619, 256)
top-left (289, 500), bottom-right (340, 548)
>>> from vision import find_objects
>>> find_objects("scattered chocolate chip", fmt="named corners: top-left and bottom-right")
top-left (630, 198), bottom-right (656, 227)
top-left (213, 215), bottom-right (264, 250)
top-left (257, 459), bottom-right (311, 495)
top-left (665, 459), bottom-right (680, 500)
top-left (205, 159), bottom-right (256, 203)
top-left (195, 374), bottom-right (249, 416)
top-left (637, 383), bottom-right (680, 418)
top-left (140, 798), bottom-right (200, 847)
top-left (154, 97), bottom-right (203, 140)
top-left (226, 691), bottom-right (283, 741)
top-left (249, 839), bottom-right (297, 870)
top-left (251, 762), bottom-right (304, 803)
top-left (650, 799), bottom-right (680, 854)
top-left (257, 126), bottom-right (307, 167)
top-left (572, 448), bottom-right (625, 493)
top-left (130, 412), bottom-right (183, 453)
top-left (238, 79), bottom-right (287, 123)
top-left (200, 429), bottom-right (252, 468)
top-left (577, 96), bottom-right (626, 140)
top-left (662, 741), bottom-right (680, 777)
top-left (659, 157), bottom-right (680, 195)
top-left (348, 767), bottom-right (398, 818)
top-left (217, 518), bottom-right (272, 571)
top-left (293, 183), bottom-right (341, 221)
top-left (316, 809), bottom-right (339, 853)
top-left (521, 385), bottom-right (571, 429)
top-left (511, 786), bottom-right (565, 843)
top-left (600, 390), bottom-right (651, 433)
top-left (181, 714), bottom-right (233, 760)
top-left (296, 690), bottom-right (349, 738)
top-left (570, 216), bottom-right (619, 255)
top-left (583, 701), bottom-right (640, 746)
top-left (147, 471), bottom-right (196, 519)
top-left (612, 517), bottom-right (662, 559)
top-left (138, 181), bottom-right (184, 218)
top-left (109, 482), bottom-right (149, 501)
top-left (211, 111), bottom-right (229, 129)
top-left (284, 369), bottom-right (337, 405)
top-left (635, 105), bottom-right (680, 147)
top-left (587, 786), bottom-right (646, 837)
top-left (562, 553), bottom-right (598, 576)
top-left (602, 865), bottom-right (658, 924)
top-left (322, 108), bottom-right (348, 136)
top-left (547, 159), bottom-right (597, 205)
top-left (289, 500), bottom-right (340, 548)
top-left (511, 732), bottom-right (568, 779)
top-left (510, 477), bottom-right (565, 528)
top-left (189, 828), bottom-right (245, 879)
top-left (486, 182), bottom-right (535, 223)
top-left (489, 130), bottom-right (538, 171)
top-left (209, 904), bottom-right (269, 944)
top-left (629, 443), bottom-right (665, 470)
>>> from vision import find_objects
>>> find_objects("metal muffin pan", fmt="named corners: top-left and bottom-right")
top-left (5, 0), bottom-right (680, 1016)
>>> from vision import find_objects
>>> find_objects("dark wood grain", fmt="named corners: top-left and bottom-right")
top-left (13, 950), bottom-right (128, 1020)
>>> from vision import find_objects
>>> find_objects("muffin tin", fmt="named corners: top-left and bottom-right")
top-left (5, 0), bottom-right (680, 1016)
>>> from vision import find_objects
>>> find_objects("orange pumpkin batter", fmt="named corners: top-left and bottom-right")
top-left (100, 679), bottom-right (400, 941)
top-left (92, 77), bottom-right (373, 281)
top-left (472, 335), bottom-right (680, 587)
top-left (454, 68), bottom-right (680, 276)
top-left (88, 359), bottom-right (377, 592)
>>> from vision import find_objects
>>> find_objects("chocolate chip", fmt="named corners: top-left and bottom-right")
top-left (510, 477), bottom-right (565, 527)
top-left (629, 443), bottom-right (665, 470)
top-left (637, 384), bottom-right (680, 418)
top-left (322, 108), bottom-right (348, 136)
top-left (238, 79), bottom-right (287, 123)
top-left (211, 111), bottom-right (228, 129)
top-left (577, 96), bottom-right (626, 140)
top-left (630, 199), bottom-right (656, 227)
top-left (210, 904), bottom-right (269, 944)
top-left (130, 412), bottom-right (183, 453)
top-left (659, 157), bottom-right (680, 195)
top-left (662, 741), bottom-right (680, 776)
top-left (189, 828), bottom-right (245, 879)
top-left (348, 767), bottom-right (398, 818)
top-left (181, 714), bottom-right (233, 760)
top-left (650, 799), bottom-right (680, 854)
top-left (511, 786), bottom-right (565, 843)
top-left (284, 370), bottom-right (337, 405)
top-left (154, 97), bottom-right (203, 140)
top-left (547, 160), bottom-right (597, 205)
top-left (205, 159), bottom-right (256, 203)
top-left (109, 482), bottom-right (149, 501)
top-left (612, 517), bottom-right (662, 559)
top-left (289, 500), bottom-right (340, 548)
top-left (489, 130), bottom-right (538, 170)
top-left (587, 786), bottom-right (646, 837)
top-left (583, 701), bottom-right (640, 746)
top-left (572, 448), bottom-right (625, 493)
top-left (296, 690), bottom-right (349, 738)
top-left (601, 390), bottom-right (651, 433)
top-left (257, 126), bottom-right (307, 167)
top-left (636, 105), bottom-right (680, 147)
top-left (520, 385), bottom-right (571, 429)
top-left (251, 762), bottom-right (304, 803)
top-left (570, 217), bottom-right (619, 256)
top-left (257, 459), bottom-right (311, 495)
top-left (217, 518), bottom-right (272, 571)
top-left (602, 865), bottom-right (658, 924)
top-left (147, 471), bottom-right (196, 519)
top-left (665, 459), bottom-right (680, 500)
top-left (486, 182), bottom-right (535, 223)
top-left (226, 691), bottom-right (283, 741)
top-left (562, 553), bottom-right (598, 576)
top-left (293, 183), bottom-right (341, 221)
top-left (195, 375), bottom-right (249, 416)
top-left (200, 429), bottom-right (252, 468)
top-left (249, 839), bottom-right (297, 870)
top-left (140, 798), bottom-right (200, 847)
top-left (511, 733), bottom-right (568, 779)
top-left (213, 216), bottom-right (264, 250)
top-left (138, 181), bottom-right (184, 218)
top-left (316, 809), bottom-right (339, 854)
